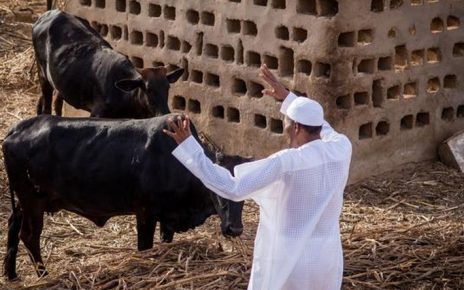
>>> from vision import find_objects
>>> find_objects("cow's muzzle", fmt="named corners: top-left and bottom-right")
top-left (221, 223), bottom-right (243, 237)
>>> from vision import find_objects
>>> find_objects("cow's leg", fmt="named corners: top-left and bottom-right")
top-left (135, 212), bottom-right (156, 251)
top-left (53, 92), bottom-right (64, 116)
top-left (160, 223), bottom-right (174, 243)
top-left (37, 73), bottom-right (53, 115)
top-left (19, 202), bottom-right (47, 277)
top-left (3, 205), bottom-right (22, 280)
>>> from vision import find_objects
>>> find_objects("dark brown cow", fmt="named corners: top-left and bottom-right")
top-left (2, 113), bottom-right (246, 280)
top-left (32, 10), bottom-right (183, 118)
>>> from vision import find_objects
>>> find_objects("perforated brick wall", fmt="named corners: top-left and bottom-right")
top-left (64, 0), bottom-right (464, 182)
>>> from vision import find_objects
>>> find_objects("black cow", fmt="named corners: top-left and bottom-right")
top-left (2, 114), bottom-right (246, 280)
top-left (32, 10), bottom-right (184, 118)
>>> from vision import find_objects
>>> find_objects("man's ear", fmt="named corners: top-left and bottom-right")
top-left (166, 68), bottom-right (185, 83)
top-left (115, 78), bottom-right (146, 92)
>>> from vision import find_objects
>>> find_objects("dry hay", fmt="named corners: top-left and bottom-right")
top-left (0, 1), bottom-right (464, 289)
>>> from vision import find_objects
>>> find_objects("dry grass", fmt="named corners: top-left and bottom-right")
top-left (0, 1), bottom-right (464, 289)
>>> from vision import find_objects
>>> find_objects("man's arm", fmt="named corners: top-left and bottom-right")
top-left (164, 116), bottom-right (285, 201)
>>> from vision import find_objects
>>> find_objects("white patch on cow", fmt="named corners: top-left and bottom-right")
top-left (45, 42), bottom-right (57, 90)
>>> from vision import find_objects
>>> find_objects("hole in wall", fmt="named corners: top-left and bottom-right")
top-left (358, 58), bottom-right (375, 74)
top-left (426, 47), bottom-right (441, 63)
top-left (390, 0), bottom-right (403, 9)
top-left (358, 29), bottom-right (373, 45)
top-left (164, 5), bottom-right (176, 20)
top-left (221, 46), bottom-right (235, 62)
top-left (254, 0), bottom-right (268, 6)
top-left (248, 81), bottom-right (264, 98)
top-left (254, 114), bottom-right (267, 128)
top-left (206, 73), bottom-right (220, 87)
top-left (297, 0), bottom-right (316, 15)
top-left (401, 115), bottom-right (413, 130)
top-left (319, 0), bottom-right (339, 16)
top-left (354, 92), bottom-right (369, 105)
top-left (378, 56), bottom-right (392, 70)
top-left (442, 107), bottom-right (454, 121)
top-left (263, 55), bottom-right (278, 69)
top-left (181, 41), bottom-right (192, 53)
top-left (314, 62), bottom-right (330, 78)
top-left (338, 31), bottom-right (355, 47)
top-left (395, 45), bottom-right (408, 69)
top-left (149, 4), bottom-right (161, 17)
top-left (430, 17), bottom-right (444, 33)
top-left (201, 11), bottom-right (215, 26)
top-left (233, 78), bottom-right (247, 95)
top-left (403, 82), bottom-right (417, 98)
top-left (372, 79), bottom-right (383, 107)
top-left (167, 36), bottom-right (180, 50)
top-left (359, 123), bottom-right (373, 140)
top-left (297, 60), bottom-right (312, 75)
top-left (80, 0), bottom-right (91, 6)
top-left (292, 27), bottom-right (307, 42)
top-left (447, 16), bottom-right (460, 30)
top-left (427, 77), bottom-right (440, 93)
top-left (130, 30), bottom-right (143, 45)
top-left (453, 42), bottom-right (464, 57)
top-left (457, 105), bottom-right (464, 118)
top-left (95, 0), bottom-right (105, 8)
top-left (146, 32), bottom-right (158, 47)
top-left (226, 19), bottom-right (241, 33)
top-left (186, 10), bottom-right (199, 24)
top-left (271, 0), bottom-right (286, 9)
top-left (371, 0), bottom-right (384, 12)
top-left (227, 107), bottom-right (241, 123)
top-left (444, 75), bottom-right (457, 89)
top-left (275, 26), bottom-right (289, 40)
top-left (129, 1), bottom-right (141, 14)
top-left (212, 106), bottom-right (225, 119)
top-left (173, 96), bottom-right (186, 110)
top-left (336, 95), bottom-right (351, 109)
top-left (246, 51), bottom-right (261, 67)
top-left (270, 118), bottom-right (283, 134)
top-left (116, 0), bottom-right (126, 12)
top-left (243, 21), bottom-right (258, 36)
top-left (205, 44), bottom-right (219, 58)
top-left (387, 85), bottom-right (400, 99)
top-left (279, 47), bottom-right (294, 77)
top-left (376, 121), bottom-right (389, 136)
top-left (411, 49), bottom-right (424, 66)
top-left (188, 99), bottom-right (201, 114)
top-left (191, 70), bottom-right (203, 83)
top-left (416, 112), bottom-right (429, 127)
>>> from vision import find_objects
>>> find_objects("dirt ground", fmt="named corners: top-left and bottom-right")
top-left (0, 1), bottom-right (463, 289)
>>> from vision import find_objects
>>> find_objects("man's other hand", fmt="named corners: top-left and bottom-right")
top-left (259, 64), bottom-right (289, 101)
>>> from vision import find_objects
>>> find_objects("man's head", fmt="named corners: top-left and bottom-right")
top-left (283, 97), bottom-right (324, 148)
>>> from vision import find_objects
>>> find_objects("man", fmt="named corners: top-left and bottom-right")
top-left (164, 64), bottom-right (352, 290)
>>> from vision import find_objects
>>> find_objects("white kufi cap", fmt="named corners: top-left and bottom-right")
top-left (285, 97), bottom-right (324, 126)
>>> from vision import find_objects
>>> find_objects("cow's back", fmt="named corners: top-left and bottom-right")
top-left (32, 10), bottom-right (135, 111)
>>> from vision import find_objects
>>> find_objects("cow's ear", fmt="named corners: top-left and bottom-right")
top-left (166, 68), bottom-right (185, 83)
top-left (115, 78), bottom-right (146, 92)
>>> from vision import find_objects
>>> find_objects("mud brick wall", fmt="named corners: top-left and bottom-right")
top-left (64, 0), bottom-right (464, 182)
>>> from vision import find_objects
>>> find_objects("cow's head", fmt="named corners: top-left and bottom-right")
top-left (211, 153), bottom-right (254, 237)
top-left (140, 67), bottom-right (184, 116)
top-left (115, 67), bottom-right (184, 117)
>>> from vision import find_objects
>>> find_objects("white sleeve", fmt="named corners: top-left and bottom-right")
top-left (172, 136), bottom-right (285, 201)
top-left (281, 91), bottom-right (336, 139)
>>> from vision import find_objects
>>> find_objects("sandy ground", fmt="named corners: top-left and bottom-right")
top-left (0, 1), bottom-right (463, 289)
